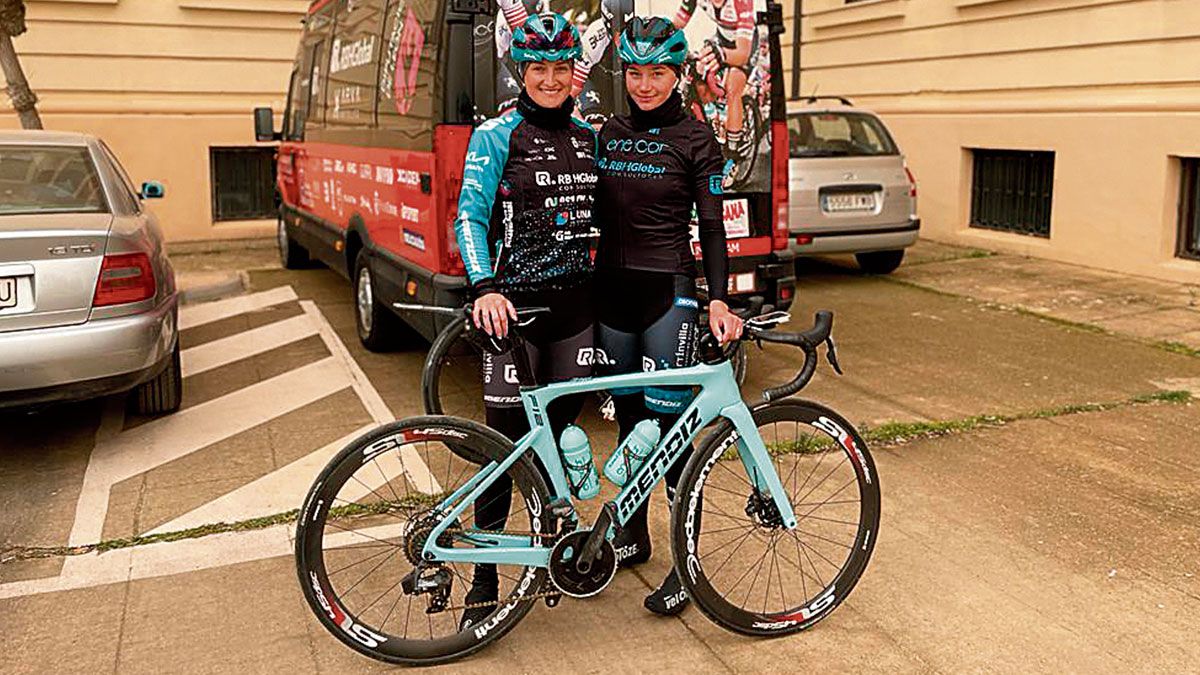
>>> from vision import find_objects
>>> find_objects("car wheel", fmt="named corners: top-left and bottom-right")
top-left (353, 249), bottom-right (403, 352)
top-left (278, 217), bottom-right (310, 269)
top-left (131, 339), bottom-right (182, 415)
top-left (855, 249), bottom-right (905, 275)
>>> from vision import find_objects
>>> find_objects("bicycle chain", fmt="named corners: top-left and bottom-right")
top-left (434, 527), bottom-right (563, 612)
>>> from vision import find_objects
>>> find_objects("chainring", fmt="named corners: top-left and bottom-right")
top-left (548, 529), bottom-right (617, 599)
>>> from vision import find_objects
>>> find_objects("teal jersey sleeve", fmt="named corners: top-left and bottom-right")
top-left (455, 113), bottom-right (521, 287)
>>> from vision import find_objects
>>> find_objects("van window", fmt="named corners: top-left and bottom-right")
top-left (788, 112), bottom-right (898, 158)
top-left (375, 0), bottom-right (439, 149)
top-left (290, 5), bottom-right (336, 138)
top-left (326, 0), bottom-right (385, 129)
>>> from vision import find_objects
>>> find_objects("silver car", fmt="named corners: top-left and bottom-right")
top-left (786, 98), bottom-right (920, 274)
top-left (0, 131), bottom-right (180, 413)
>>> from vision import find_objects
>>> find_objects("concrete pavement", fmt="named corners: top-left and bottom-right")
top-left (1, 240), bottom-right (1198, 673)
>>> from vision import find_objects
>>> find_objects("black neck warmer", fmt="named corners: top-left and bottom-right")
top-left (517, 90), bottom-right (575, 129)
top-left (627, 91), bottom-right (686, 131)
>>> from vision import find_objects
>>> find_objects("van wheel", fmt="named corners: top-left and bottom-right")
top-left (855, 250), bottom-right (905, 275)
top-left (131, 340), bottom-right (182, 415)
top-left (278, 217), bottom-right (310, 269)
top-left (353, 250), bottom-right (404, 352)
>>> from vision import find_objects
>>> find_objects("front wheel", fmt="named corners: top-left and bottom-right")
top-left (671, 400), bottom-right (880, 637)
top-left (295, 416), bottom-right (554, 666)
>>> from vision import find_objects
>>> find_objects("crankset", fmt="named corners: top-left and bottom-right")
top-left (548, 529), bottom-right (617, 599)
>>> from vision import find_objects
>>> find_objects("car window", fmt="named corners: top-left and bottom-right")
top-left (0, 145), bottom-right (109, 215)
top-left (96, 141), bottom-right (142, 213)
top-left (788, 112), bottom-right (898, 158)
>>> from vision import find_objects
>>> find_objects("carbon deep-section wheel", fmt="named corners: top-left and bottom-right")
top-left (295, 416), bottom-right (554, 665)
top-left (672, 399), bottom-right (880, 636)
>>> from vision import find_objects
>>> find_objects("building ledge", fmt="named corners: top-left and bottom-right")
top-left (177, 0), bottom-right (308, 15)
top-left (806, 0), bottom-right (907, 31)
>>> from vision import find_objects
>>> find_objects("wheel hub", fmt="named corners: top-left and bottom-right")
top-left (356, 267), bottom-right (373, 334)
top-left (548, 529), bottom-right (616, 598)
top-left (745, 489), bottom-right (785, 530)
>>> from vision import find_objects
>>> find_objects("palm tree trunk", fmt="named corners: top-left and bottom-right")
top-left (0, 31), bottom-right (42, 129)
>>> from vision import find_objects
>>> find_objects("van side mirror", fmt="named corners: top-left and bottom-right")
top-left (254, 107), bottom-right (280, 142)
top-left (140, 181), bottom-right (165, 199)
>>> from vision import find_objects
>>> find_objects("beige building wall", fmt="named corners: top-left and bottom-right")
top-left (784, 0), bottom-right (1200, 284)
top-left (0, 0), bottom-right (306, 242)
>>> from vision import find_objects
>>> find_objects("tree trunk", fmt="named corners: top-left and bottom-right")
top-left (0, 31), bottom-right (42, 130)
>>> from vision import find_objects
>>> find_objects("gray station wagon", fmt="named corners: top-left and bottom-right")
top-left (786, 98), bottom-right (920, 274)
top-left (0, 131), bottom-right (180, 413)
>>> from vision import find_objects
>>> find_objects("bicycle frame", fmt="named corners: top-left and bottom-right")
top-left (423, 358), bottom-right (798, 568)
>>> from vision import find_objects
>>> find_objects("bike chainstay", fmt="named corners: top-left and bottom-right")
top-left (434, 527), bottom-right (563, 612)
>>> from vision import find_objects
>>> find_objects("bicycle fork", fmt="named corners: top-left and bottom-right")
top-left (721, 403), bottom-right (799, 530)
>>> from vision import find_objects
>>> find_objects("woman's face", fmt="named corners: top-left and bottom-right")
top-left (625, 64), bottom-right (678, 111)
top-left (523, 60), bottom-right (574, 109)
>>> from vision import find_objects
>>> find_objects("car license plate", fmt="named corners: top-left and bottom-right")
top-left (823, 193), bottom-right (876, 213)
top-left (0, 276), bottom-right (18, 309)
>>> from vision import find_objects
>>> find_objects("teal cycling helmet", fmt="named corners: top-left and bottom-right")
top-left (510, 13), bottom-right (582, 63)
top-left (617, 16), bottom-right (688, 66)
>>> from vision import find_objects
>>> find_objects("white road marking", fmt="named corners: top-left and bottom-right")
top-left (178, 286), bottom-right (298, 330)
top-left (180, 313), bottom-right (318, 377)
top-left (302, 301), bottom-right (393, 424)
top-left (146, 424), bottom-right (376, 535)
top-left (68, 357), bottom-right (352, 546)
top-left (1, 286), bottom-right (447, 600)
top-left (0, 522), bottom-right (410, 600)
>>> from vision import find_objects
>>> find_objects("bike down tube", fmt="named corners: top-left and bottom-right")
top-left (722, 402), bottom-right (799, 529)
top-left (423, 428), bottom-right (554, 568)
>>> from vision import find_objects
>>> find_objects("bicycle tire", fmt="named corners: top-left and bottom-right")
top-left (295, 416), bottom-right (553, 666)
top-left (671, 399), bottom-right (880, 637)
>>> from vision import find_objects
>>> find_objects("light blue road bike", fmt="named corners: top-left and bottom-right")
top-left (296, 305), bottom-right (879, 666)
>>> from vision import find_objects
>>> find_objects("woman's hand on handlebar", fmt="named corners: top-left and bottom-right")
top-left (708, 299), bottom-right (744, 345)
top-left (472, 292), bottom-right (517, 338)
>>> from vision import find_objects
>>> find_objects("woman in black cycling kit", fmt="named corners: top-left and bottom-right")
top-left (452, 13), bottom-right (597, 630)
top-left (597, 17), bottom-right (743, 616)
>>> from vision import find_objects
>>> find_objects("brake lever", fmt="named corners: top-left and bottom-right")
top-left (824, 336), bottom-right (843, 375)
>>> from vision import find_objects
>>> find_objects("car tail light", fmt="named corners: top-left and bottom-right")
top-left (771, 119), bottom-right (790, 251)
top-left (94, 252), bottom-right (156, 307)
top-left (779, 284), bottom-right (794, 301)
top-left (904, 163), bottom-right (917, 198)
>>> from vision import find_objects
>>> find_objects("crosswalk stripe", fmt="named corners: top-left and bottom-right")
top-left (68, 357), bottom-right (352, 546)
top-left (178, 286), bottom-right (298, 330)
top-left (145, 424), bottom-right (377, 535)
top-left (0, 522), bottom-right (410, 600)
top-left (180, 313), bottom-right (318, 377)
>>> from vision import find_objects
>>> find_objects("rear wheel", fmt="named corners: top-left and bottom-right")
top-left (130, 339), bottom-right (182, 415)
top-left (354, 250), bottom-right (405, 352)
top-left (672, 400), bottom-right (879, 636)
top-left (278, 217), bottom-right (310, 269)
top-left (855, 250), bottom-right (905, 275)
top-left (295, 416), bottom-right (554, 666)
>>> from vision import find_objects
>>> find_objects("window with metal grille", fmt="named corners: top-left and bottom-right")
top-left (1179, 158), bottom-right (1200, 261)
top-left (969, 149), bottom-right (1055, 238)
top-left (210, 147), bottom-right (276, 222)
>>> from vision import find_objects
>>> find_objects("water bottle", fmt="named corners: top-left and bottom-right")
top-left (603, 419), bottom-right (661, 487)
top-left (559, 425), bottom-right (600, 500)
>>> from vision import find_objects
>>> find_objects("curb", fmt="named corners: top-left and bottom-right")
top-left (177, 271), bottom-right (248, 306)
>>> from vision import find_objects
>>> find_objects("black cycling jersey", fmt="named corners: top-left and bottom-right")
top-left (456, 91), bottom-right (598, 297)
top-left (594, 91), bottom-right (729, 302)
